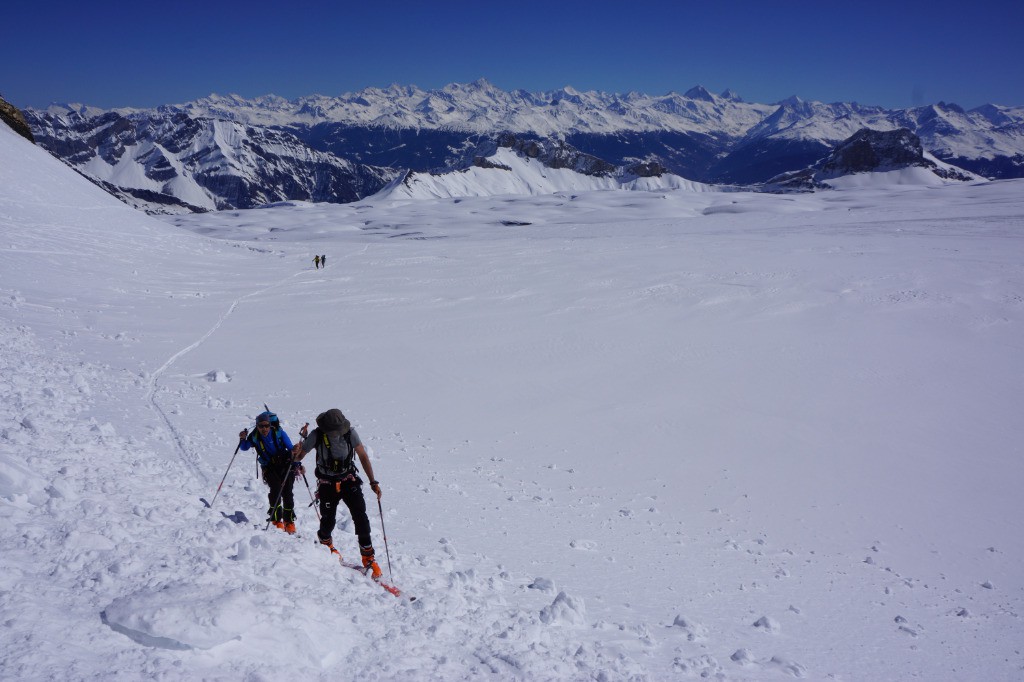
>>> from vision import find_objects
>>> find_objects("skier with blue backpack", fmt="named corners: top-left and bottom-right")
top-left (239, 411), bottom-right (299, 533)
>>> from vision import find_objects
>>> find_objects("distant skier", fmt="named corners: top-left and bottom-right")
top-left (239, 411), bottom-right (299, 533)
top-left (292, 408), bottom-right (382, 578)
top-left (313, 255), bottom-right (321, 269)
top-left (320, 254), bottom-right (327, 268)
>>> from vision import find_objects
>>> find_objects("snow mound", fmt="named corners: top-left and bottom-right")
top-left (102, 584), bottom-right (251, 650)
top-left (539, 591), bottom-right (587, 625)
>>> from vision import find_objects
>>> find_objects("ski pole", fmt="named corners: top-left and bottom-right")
top-left (292, 423), bottom-right (319, 519)
top-left (377, 497), bottom-right (394, 582)
top-left (301, 469), bottom-right (321, 520)
top-left (260, 405), bottom-right (272, 480)
top-left (210, 430), bottom-right (250, 508)
top-left (263, 458), bottom-right (292, 531)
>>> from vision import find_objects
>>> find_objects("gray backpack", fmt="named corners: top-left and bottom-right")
top-left (315, 409), bottom-right (356, 478)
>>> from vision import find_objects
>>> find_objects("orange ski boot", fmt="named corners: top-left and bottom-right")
top-left (361, 549), bottom-right (383, 580)
top-left (319, 534), bottom-right (340, 557)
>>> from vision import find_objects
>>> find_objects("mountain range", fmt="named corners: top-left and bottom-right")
top-left (22, 80), bottom-right (1024, 213)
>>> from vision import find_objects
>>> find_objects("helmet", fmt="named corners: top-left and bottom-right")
top-left (257, 411), bottom-right (279, 427)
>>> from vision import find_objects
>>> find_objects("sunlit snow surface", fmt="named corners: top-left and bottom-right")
top-left (3, 123), bottom-right (1023, 680)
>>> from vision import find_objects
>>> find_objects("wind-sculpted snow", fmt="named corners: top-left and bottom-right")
top-left (3, 121), bottom-right (1024, 680)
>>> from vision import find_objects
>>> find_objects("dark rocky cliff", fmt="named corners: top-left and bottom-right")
top-left (0, 96), bottom-right (35, 142)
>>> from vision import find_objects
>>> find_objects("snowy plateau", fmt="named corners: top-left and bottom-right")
top-left (23, 80), bottom-right (1024, 214)
top-left (2, 109), bottom-right (1024, 682)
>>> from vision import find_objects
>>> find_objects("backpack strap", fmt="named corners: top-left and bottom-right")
top-left (253, 428), bottom-right (287, 465)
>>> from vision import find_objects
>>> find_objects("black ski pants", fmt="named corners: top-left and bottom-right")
top-left (317, 477), bottom-right (372, 550)
top-left (262, 460), bottom-right (296, 522)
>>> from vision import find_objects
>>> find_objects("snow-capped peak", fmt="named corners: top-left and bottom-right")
top-left (684, 85), bottom-right (716, 102)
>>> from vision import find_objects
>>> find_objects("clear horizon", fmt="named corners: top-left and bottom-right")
top-left (3, 0), bottom-right (1023, 110)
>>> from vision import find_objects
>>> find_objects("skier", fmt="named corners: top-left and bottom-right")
top-left (320, 254), bottom-right (327, 268)
top-left (313, 255), bottom-right (321, 269)
top-left (239, 411), bottom-right (299, 533)
top-left (292, 408), bottom-right (382, 578)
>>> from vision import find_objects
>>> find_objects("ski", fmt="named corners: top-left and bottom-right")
top-left (338, 558), bottom-right (412, 600)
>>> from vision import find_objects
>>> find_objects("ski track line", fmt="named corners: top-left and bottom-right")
top-left (146, 268), bottom-right (312, 483)
top-left (146, 245), bottom-right (370, 484)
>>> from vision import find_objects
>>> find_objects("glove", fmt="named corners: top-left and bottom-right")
top-left (239, 429), bottom-right (248, 440)
top-left (291, 461), bottom-right (305, 476)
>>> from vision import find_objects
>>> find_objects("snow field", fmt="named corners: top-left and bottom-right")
top-left (3, 122), bottom-right (1024, 679)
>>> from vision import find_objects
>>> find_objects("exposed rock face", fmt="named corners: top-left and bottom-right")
top-left (819, 128), bottom-right (925, 175)
top-left (494, 133), bottom-right (617, 177)
top-left (764, 127), bottom-right (977, 191)
top-left (0, 96), bottom-right (35, 142)
top-left (819, 127), bottom-right (976, 181)
top-left (623, 160), bottom-right (669, 178)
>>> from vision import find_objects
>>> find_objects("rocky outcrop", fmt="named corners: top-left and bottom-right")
top-left (819, 128), bottom-right (976, 181)
top-left (0, 96), bottom-right (34, 142)
top-left (819, 128), bottom-right (925, 175)
top-left (763, 127), bottom-right (977, 191)
top-left (623, 160), bottom-right (669, 178)
top-left (495, 133), bottom-right (617, 177)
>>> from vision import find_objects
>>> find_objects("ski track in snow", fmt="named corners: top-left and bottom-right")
top-left (145, 269), bottom-right (314, 484)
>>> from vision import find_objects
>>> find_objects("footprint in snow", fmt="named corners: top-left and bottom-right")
top-left (731, 650), bottom-right (808, 678)
top-left (670, 615), bottom-right (707, 642)
top-left (672, 654), bottom-right (721, 677)
top-left (527, 577), bottom-right (556, 593)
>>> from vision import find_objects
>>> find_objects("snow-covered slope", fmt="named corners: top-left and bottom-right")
top-left (0, 121), bottom-right (636, 679)
top-left (376, 147), bottom-right (714, 201)
top-left (4, 118), bottom-right (1024, 680)
top-left (26, 108), bottom-right (398, 213)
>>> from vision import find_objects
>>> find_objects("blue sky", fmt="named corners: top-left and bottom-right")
top-left (3, 0), bottom-right (1021, 110)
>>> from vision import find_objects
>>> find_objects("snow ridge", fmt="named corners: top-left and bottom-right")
top-left (379, 147), bottom-right (714, 201)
